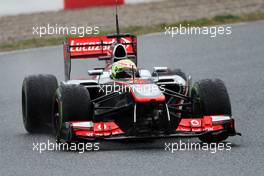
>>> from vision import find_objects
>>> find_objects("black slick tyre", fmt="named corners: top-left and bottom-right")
top-left (22, 74), bottom-right (58, 133)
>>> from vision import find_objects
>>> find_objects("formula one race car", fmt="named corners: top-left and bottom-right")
top-left (22, 12), bottom-right (240, 143)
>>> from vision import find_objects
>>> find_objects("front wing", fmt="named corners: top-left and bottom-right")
top-left (59, 115), bottom-right (241, 142)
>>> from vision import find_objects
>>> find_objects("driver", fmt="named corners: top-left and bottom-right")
top-left (111, 59), bottom-right (137, 79)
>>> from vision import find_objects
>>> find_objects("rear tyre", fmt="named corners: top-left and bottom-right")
top-left (22, 74), bottom-right (58, 133)
top-left (191, 79), bottom-right (231, 142)
top-left (52, 84), bottom-right (93, 138)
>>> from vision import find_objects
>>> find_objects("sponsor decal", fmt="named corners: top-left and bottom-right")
top-left (190, 120), bottom-right (200, 126)
top-left (69, 37), bottom-right (132, 52)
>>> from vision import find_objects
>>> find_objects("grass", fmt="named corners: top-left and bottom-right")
top-left (1, 12), bottom-right (264, 52)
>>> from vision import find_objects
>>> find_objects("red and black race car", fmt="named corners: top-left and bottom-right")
top-left (22, 13), bottom-right (240, 143)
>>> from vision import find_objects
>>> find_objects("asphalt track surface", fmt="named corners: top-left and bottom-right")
top-left (1, 21), bottom-right (264, 176)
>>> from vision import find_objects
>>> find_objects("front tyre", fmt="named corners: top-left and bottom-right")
top-left (52, 84), bottom-right (93, 139)
top-left (22, 74), bottom-right (58, 133)
top-left (191, 79), bottom-right (232, 142)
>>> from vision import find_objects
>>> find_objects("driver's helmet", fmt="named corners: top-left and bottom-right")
top-left (111, 59), bottom-right (137, 79)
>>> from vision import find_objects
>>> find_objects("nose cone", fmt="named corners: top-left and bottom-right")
top-left (130, 84), bottom-right (166, 103)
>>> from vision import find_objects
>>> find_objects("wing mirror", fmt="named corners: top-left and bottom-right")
top-left (87, 69), bottom-right (103, 76)
top-left (153, 67), bottom-right (168, 72)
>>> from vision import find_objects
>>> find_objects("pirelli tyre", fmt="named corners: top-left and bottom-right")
top-left (52, 84), bottom-right (93, 139)
top-left (22, 74), bottom-right (58, 133)
top-left (191, 79), bottom-right (232, 142)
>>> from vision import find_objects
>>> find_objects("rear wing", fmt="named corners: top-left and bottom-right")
top-left (63, 35), bottom-right (137, 80)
